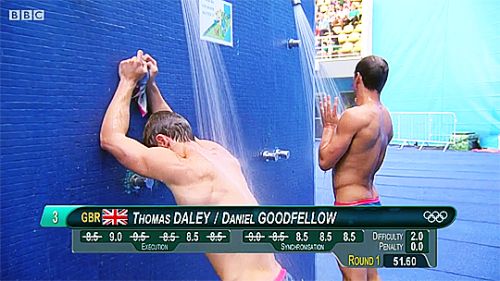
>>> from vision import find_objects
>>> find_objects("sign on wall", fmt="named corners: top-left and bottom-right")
top-left (199, 0), bottom-right (233, 47)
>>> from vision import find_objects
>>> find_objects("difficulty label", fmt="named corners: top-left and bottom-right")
top-left (372, 230), bottom-right (405, 252)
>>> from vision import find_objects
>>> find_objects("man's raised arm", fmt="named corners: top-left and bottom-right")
top-left (318, 95), bottom-right (364, 170)
top-left (143, 54), bottom-right (172, 113)
top-left (100, 50), bottom-right (185, 183)
top-left (101, 50), bottom-right (147, 144)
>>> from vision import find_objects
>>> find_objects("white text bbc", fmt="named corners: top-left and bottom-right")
top-left (9, 10), bottom-right (45, 21)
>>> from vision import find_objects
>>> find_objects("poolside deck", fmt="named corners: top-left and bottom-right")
top-left (314, 143), bottom-right (500, 281)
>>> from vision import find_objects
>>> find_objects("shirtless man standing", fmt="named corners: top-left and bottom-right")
top-left (100, 50), bottom-right (293, 281)
top-left (318, 55), bottom-right (393, 281)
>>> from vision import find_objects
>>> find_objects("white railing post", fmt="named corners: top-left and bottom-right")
top-left (397, 115), bottom-right (401, 140)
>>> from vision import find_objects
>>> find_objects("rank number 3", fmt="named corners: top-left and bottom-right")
top-left (53, 211), bottom-right (58, 224)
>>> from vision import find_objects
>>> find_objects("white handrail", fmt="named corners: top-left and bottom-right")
top-left (315, 112), bottom-right (458, 152)
top-left (390, 112), bottom-right (457, 152)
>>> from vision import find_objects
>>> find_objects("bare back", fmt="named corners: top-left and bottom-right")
top-left (164, 140), bottom-right (257, 206)
top-left (334, 104), bottom-right (393, 203)
top-left (157, 140), bottom-right (281, 281)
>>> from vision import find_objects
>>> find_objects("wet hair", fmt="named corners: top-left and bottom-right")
top-left (143, 111), bottom-right (195, 147)
top-left (355, 55), bottom-right (389, 94)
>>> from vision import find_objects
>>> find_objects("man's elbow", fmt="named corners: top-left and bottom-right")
top-left (100, 132), bottom-right (115, 151)
top-left (319, 158), bottom-right (332, 171)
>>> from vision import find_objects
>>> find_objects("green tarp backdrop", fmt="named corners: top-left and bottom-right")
top-left (373, 0), bottom-right (500, 148)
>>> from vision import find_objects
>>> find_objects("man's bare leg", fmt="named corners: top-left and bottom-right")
top-left (367, 268), bottom-right (381, 281)
top-left (336, 259), bottom-right (381, 281)
top-left (337, 259), bottom-right (367, 281)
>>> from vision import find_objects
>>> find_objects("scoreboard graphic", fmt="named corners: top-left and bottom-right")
top-left (40, 205), bottom-right (455, 268)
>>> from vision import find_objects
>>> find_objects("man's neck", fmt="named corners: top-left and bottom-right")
top-left (356, 88), bottom-right (381, 106)
top-left (169, 141), bottom-right (192, 158)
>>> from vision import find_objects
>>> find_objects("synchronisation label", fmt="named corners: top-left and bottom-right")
top-left (243, 230), bottom-right (363, 252)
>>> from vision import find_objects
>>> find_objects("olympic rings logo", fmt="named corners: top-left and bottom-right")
top-left (423, 211), bottom-right (448, 223)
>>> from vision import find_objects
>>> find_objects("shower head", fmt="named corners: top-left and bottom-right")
top-left (292, 0), bottom-right (301, 6)
top-left (287, 39), bottom-right (300, 49)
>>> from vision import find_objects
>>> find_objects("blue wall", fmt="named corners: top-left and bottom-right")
top-left (0, 0), bottom-right (315, 280)
top-left (373, 0), bottom-right (500, 148)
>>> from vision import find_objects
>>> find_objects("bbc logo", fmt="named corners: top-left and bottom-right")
top-left (9, 10), bottom-right (45, 21)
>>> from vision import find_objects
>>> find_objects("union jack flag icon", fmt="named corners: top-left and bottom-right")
top-left (102, 209), bottom-right (128, 226)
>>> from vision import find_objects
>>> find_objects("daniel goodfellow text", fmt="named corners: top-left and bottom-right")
top-left (132, 211), bottom-right (338, 226)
